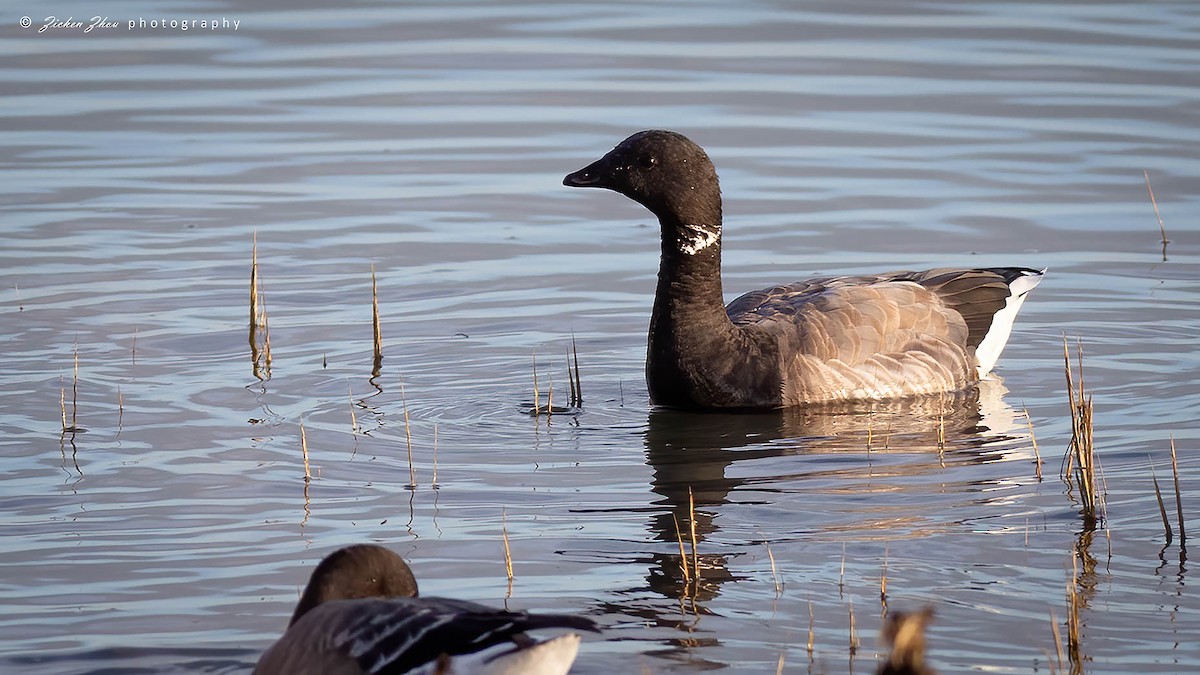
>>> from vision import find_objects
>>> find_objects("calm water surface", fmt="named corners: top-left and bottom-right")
top-left (2, 1), bottom-right (1198, 673)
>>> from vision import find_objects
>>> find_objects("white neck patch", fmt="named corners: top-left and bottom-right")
top-left (679, 223), bottom-right (720, 255)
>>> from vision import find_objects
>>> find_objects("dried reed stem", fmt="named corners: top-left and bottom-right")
top-left (1149, 455), bottom-right (1173, 543)
top-left (59, 376), bottom-right (66, 431)
top-left (371, 265), bottom-right (382, 364)
top-left (1024, 406), bottom-right (1043, 480)
top-left (532, 352), bottom-right (540, 417)
top-left (807, 600), bottom-right (815, 654)
top-left (1143, 170), bottom-right (1169, 246)
top-left (1063, 336), bottom-right (1100, 528)
top-left (348, 382), bottom-right (359, 434)
top-left (775, 653), bottom-right (785, 675)
top-left (399, 376), bottom-right (416, 488)
top-left (688, 487), bottom-right (699, 579)
top-left (300, 420), bottom-right (311, 483)
top-left (1170, 437), bottom-right (1186, 544)
top-left (501, 509), bottom-right (514, 581)
top-left (571, 334), bottom-right (583, 406)
top-left (848, 598), bottom-right (859, 654)
top-left (672, 514), bottom-right (691, 584)
top-left (765, 540), bottom-right (782, 597)
top-left (880, 546), bottom-right (889, 606)
top-left (250, 231), bottom-right (259, 328)
top-left (71, 342), bottom-right (79, 431)
top-left (431, 424), bottom-right (439, 488)
top-left (839, 543), bottom-right (846, 594)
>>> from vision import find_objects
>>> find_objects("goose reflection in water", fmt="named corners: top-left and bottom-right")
top-left (640, 378), bottom-right (1032, 605)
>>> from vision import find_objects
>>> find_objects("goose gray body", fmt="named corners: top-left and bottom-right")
top-left (563, 130), bottom-right (1043, 409)
top-left (254, 544), bottom-right (597, 675)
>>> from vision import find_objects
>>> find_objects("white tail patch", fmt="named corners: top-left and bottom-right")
top-left (411, 632), bottom-right (583, 675)
top-left (679, 223), bottom-right (720, 255)
top-left (975, 269), bottom-right (1044, 377)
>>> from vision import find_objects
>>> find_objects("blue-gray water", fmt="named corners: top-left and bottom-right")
top-left (2, 1), bottom-right (1198, 672)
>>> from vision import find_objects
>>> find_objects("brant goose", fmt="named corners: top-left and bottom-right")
top-left (254, 544), bottom-right (598, 675)
top-left (564, 130), bottom-right (1043, 409)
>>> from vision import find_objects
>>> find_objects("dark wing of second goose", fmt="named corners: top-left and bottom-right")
top-left (257, 596), bottom-right (599, 675)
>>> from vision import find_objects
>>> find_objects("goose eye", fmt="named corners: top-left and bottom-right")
top-left (637, 155), bottom-right (658, 169)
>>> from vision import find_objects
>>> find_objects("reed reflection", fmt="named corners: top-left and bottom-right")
top-left (641, 380), bottom-right (1027, 606)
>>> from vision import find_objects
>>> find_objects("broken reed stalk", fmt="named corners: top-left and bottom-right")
top-left (672, 514), bottom-right (692, 584)
top-left (371, 265), bottom-right (382, 365)
top-left (839, 543), bottom-right (846, 594)
top-left (71, 342), bottom-right (79, 431)
top-left (1149, 456), bottom-right (1173, 543)
top-left (1063, 336), bottom-right (1100, 529)
top-left (688, 487), bottom-right (700, 580)
top-left (765, 540), bottom-right (782, 597)
top-left (1143, 170), bottom-right (1169, 247)
top-left (532, 352), bottom-right (540, 417)
top-left (431, 424), bottom-right (439, 488)
top-left (807, 600), bottom-right (815, 654)
top-left (775, 653), bottom-right (785, 675)
top-left (848, 598), bottom-right (859, 654)
top-left (1024, 406), bottom-right (1044, 480)
top-left (300, 420), bottom-right (311, 483)
top-left (880, 547), bottom-right (889, 607)
top-left (399, 377), bottom-right (416, 488)
top-left (348, 383), bottom-right (359, 434)
top-left (249, 233), bottom-right (272, 372)
top-left (1170, 437), bottom-right (1186, 544)
top-left (250, 232), bottom-right (260, 329)
top-left (501, 509), bottom-right (514, 581)
top-left (571, 335), bottom-right (582, 406)
top-left (59, 376), bottom-right (67, 431)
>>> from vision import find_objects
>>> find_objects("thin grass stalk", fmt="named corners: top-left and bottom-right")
top-left (501, 509), bottom-right (514, 581)
top-left (571, 334), bottom-right (583, 406)
top-left (71, 342), bottom-right (79, 431)
top-left (839, 543), bottom-right (846, 595)
top-left (1170, 437), bottom-right (1186, 544)
top-left (371, 265), bottom-right (382, 365)
top-left (532, 352), bottom-right (540, 417)
top-left (250, 232), bottom-right (259, 329)
top-left (431, 424), bottom-right (439, 488)
top-left (1024, 406), bottom-right (1043, 480)
top-left (672, 514), bottom-right (691, 585)
top-left (400, 377), bottom-right (416, 488)
top-left (1063, 337), bottom-right (1099, 528)
top-left (688, 487), bottom-right (699, 580)
top-left (1150, 456), bottom-right (1173, 543)
top-left (300, 420), bottom-right (311, 483)
top-left (807, 600), bottom-right (815, 654)
top-left (59, 376), bottom-right (66, 432)
top-left (880, 546), bottom-right (889, 607)
top-left (348, 382), bottom-right (359, 434)
top-left (765, 540), bottom-right (782, 597)
top-left (1144, 169), bottom-right (1169, 247)
top-left (848, 598), bottom-right (859, 654)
